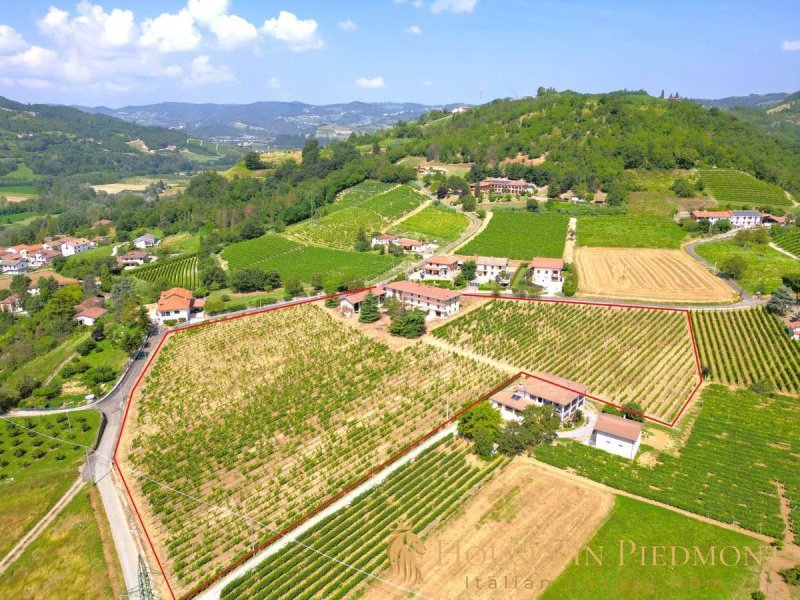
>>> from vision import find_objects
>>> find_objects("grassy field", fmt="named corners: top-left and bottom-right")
top-left (433, 299), bottom-right (699, 421)
top-left (458, 211), bottom-right (568, 259)
top-left (205, 288), bottom-right (284, 314)
top-left (694, 239), bottom-right (799, 293)
top-left (541, 496), bottom-right (763, 600)
top-left (161, 232), bottom-right (202, 254)
top-left (577, 215), bottom-right (687, 248)
top-left (221, 233), bottom-right (400, 288)
top-left (536, 385), bottom-right (799, 538)
top-left (389, 203), bottom-right (470, 243)
top-left (288, 184), bottom-right (425, 250)
top-left (120, 303), bottom-right (506, 593)
top-left (0, 211), bottom-right (41, 224)
top-left (773, 227), bottom-right (800, 257)
top-left (2, 488), bottom-right (124, 599)
top-left (0, 411), bottom-right (101, 557)
top-left (692, 307), bottom-right (800, 394)
top-left (221, 437), bottom-right (508, 600)
top-left (700, 168), bottom-right (790, 207)
top-left (4, 330), bottom-right (89, 391)
top-left (626, 169), bottom-right (711, 217)
top-left (131, 255), bottom-right (199, 289)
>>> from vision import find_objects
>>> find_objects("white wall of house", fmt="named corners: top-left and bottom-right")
top-left (529, 267), bottom-right (563, 295)
top-left (75, 315), bottom-right (98, 326)
top-left (593, 431), bottom-right (641, 459)
top-left (61, 241), bottom-right (93, 257)
top-left (158, 308), bottom-right (190, 323)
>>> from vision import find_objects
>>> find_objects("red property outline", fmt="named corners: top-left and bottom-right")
top-left (112, 290), bottom-right (703, 599)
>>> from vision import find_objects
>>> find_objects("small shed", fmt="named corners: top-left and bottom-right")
top-left (592, 413), bottom-right (643, 460)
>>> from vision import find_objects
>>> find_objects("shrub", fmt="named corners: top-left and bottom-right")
top-left (77, 339), bottom-right (97, 357)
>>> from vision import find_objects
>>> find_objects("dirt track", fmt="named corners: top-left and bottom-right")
top-left (362, 459), bottom-right (614, 600)
top-left (575, 247), bottom-right (738, 303)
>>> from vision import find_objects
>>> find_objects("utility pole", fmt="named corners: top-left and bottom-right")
top-left (123, 555), bottom-right (160, 600)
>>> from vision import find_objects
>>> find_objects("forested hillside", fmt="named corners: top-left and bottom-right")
top-left (362, 90), bottom-right (800, 198)
top-left (0, 96), bottom-right (236, 181)
top-left (726, 90), bottom-right (800, 146)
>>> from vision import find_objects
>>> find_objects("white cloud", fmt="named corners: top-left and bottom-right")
top-left (0, 26), bottom-right (28, 54)
top-left (406, 25), bottom-right (423, 35)
top-left (187, 0), bottom-right (229, 25)
top-left (338, 19), bottom-right (357, 32)
top-left (355, 76), bottom-right (386, 89)
top-left (140, 10), bottom-right (201, 52)
top-left (39, 2), bottom-right (137, 50)
top-left (210, 14), bottom-right (258, 50)
top-left (422, 79), bottom-right (433, 86)
top-left (430, 0), bottom-right (478, 13)
top-left (268, 76), bottom-right (280, 89)
top-left (184, 54), bottom-right (234, 85)
top-left (261, 11), bottom-right (324, 51)
top-left (781, 40), bottom-right (800, 51)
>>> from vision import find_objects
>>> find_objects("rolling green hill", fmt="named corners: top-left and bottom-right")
top-left (0, 96), bottom-right (238, 182)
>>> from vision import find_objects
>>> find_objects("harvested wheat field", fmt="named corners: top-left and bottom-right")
top-left (91, 183), bottom-right (150, 194)
top-left (575, 247), bottom-right (737, 303)
top-left (117, 302), bottom-right (507, 595)
top-left (363, 459), bottom-right (614, 600)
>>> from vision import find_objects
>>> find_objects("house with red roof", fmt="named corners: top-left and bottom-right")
top-left (419, 255), bottom-right (460, 280)
top-left (0, 293), bottom-right (23, 313)
top-left (526, 257), bottom-right (564, 295)
top-left (339, 288), bottom-right (386, 317)
top-left (155, 287), bottom-right (205, 325)
top-left (382, 280), bottom-right (461, 319)
top-left (591, 413), bottom-right (643, 459)
top-left (74, 306), bottom-right (108, 326)
top-left (490, 374), bottom-right (589, 423)
top-left (788, 318), bottom-right (800, 341)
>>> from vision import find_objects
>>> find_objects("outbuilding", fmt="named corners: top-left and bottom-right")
top-left (591, 414), bottom-right (643, 459)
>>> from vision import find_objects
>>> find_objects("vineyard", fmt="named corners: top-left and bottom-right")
top-left (457, 211), bottom-right (568, 259)
top-left (692, 308), bottom-right (800, 394)
top-left (433, 299), bottom-right (699, 421)
top-left (119, 303), bottom-right (507, 594)
top-left (221, 438), bottom-right (509, 600)
top-left (323, 180), bottom-right (397, 213)
top-left (772, 227), bottom-right (800, 257)
top-left (699, 168), bottom-right (790, 207)
top-left (390, 203), bottom-right (470, 243)
top-left (288, 185), bottom-right (425, 249)
top-left (131, 255), bottom-right (199, 289)
top-left (536, 385), bottom-right (800, 538)
top-left (221, 233), bottom-right (399, 288)
top-left (576, 215), bottom-right (687, 249)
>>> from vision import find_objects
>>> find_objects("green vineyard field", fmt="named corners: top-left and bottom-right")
top-left (131, 255), bottom-right (198, 289)
top-left (221, 438), bottom-right (508, 600)
top-left (699, 168), bottom-right (789, 207)
top-left (692, 307), bottom-right (800, 394)
top-left (390, 203), bottom-right (470, 243)
top-left (772, 227), bottom-right (800, 256)
top-left (458, 211), bottom-right (568, 259)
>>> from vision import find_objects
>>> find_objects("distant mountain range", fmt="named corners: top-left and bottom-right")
top-left (77, 101), bottom-right (467, 148)
top-left (688, 92), bottom-right (790, 109)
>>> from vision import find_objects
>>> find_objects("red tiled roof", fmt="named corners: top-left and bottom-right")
top-left (476, 256), bottom-right (508, 267)
top-left (424, 255), bottom-right (459, 267)
top-left (594, 414), bottom-right (643, 442)
top-left (528, 257), bottom-right (564, 270)
top-left (341, 289), bottom-right (386, 305)
top-left (398, 238), bottom-right (424, 247)
top-left (0, 293), bottom-right (20, 304)
top-left (691, 210), bottom-right (732, 219)
top-left (76, 306), bottom-right (107, 320)
top-left (382, 280), bottom-right (462, 302)
top-left (157, 287), bottom-right (196, 312)
top-left (0, 271), bottom-right (78, 290)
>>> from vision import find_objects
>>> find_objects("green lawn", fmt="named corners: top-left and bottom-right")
top-left (541, 496), bottom-right (763, 600)
top-left (626, 169), bottom-right (712, 217)
top-left (221, 233), bottom-right (401, 288)
top-left (390, 204), bottom-right (470, 243)
top-left (0, 185), bottom-right (37, 197)
top-left (2, 488), bottom-right (123, 600)
top-left (577, 215), bottom-right (687, 248)
top-left (0, 411), bottom-right (101, 557)
top-left (458, 211), bottom-right (569, 259)
top-left (5, 330), bottom-right (90, 390)
top-left (205, 288), bottom-right (284, 314)
top-left (161, 232), bottom-right (202, 254)
top-left (536, 385), bottom-right (799, 539)
top-left (695, 239), bottom-right (800, 293)
top-left (700, 168), bottom-right (790, 207)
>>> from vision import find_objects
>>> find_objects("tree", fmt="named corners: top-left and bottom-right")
top-left (460, 260), bottom-right (477, 281)
top-left (670, 177), bottom-right (695, 198)
top-left (383, 295), bottom-right (404, 318)
top-left (457, 402), bottom-right (502, 439)
top-left (310, 273), bottom-right (324, 291)
top-left (284, 276), bottom-right (304, 297)
top-left (519, 404), bottom-right (560, 448)
top-left (239, 218), bottom-right (265, 240)
top-left (200, 265), bottom-right (228, 290)
top-left (719, 255), bottom-right (747, 280)
top-left (358, 291), bottom-right (381, 323)
top-left (228, 269), bottom-right (267, 293)
top-left (10, 275), bottom-right (31, 298)
top-left (243, 151), bottom-right (264, 170)
top-left (473, 426), bottom-right (496, 458)
top-left (496, 421), bottom-right (534, 456)
top-left (766, 285), bottom-right (794, 315)
top-left (353, 227), bottom-right (370, 252)
top-left (461, 194), bottom-right (477, 212)
top-left (621, 401), bottom-right (645, 422)
top-left (388, 309), bottom-right (426, 338)
top-left (526, 197), bottom-right (540, 212)
top-left (82, 273), bottom-right (98, 299)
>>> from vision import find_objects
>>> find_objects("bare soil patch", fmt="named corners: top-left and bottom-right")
top-left (91, 183), bottom-right (150, 194)
top-left (362, 458), bottom-right (614, 600)
top-left (1, 195), bottom-right (32, 203)
top-left (575, 247), bottom-right (737, 303)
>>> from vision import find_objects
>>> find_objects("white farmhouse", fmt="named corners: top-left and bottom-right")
top-left (419, 256), bottom-right (460, 281)
top-left (60, 237), bottom-right (95, 257)
top-left (591, 414), bottom-right (643, 460)
top-left (133, 233), bottom-right (160, 249)
top-left (729, 210), bottom-right (762, 229)
top-left (371, 234), bottom-right (400, 248)
top-left (382, 280), bottom-right (461, 319)
top-left (0, 256), bottom-right (28, 275)
top-left (526, 257), bottom-right (564, 295)
top-left (472, 256), bottom-right (509, 284)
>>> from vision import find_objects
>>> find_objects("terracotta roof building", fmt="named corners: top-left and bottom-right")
top-left (490, 374), bottom-right (588, 423)
top-left (156, 287), bottom-right (205, 325)
top-left (592, 414), bottom-right (644, 459)
top-left (382, 280), bottom-right (461, 319)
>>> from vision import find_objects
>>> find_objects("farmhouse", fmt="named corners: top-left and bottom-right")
top-left (473, 256), bottom-right (509, 283)
top-left (591, 414), bottom-right (643, 460)
top-left (526, 257), bottom-right (564, 295)
top-left (473, 177), bottom-right (532, 196)
top-left (29, 248), bottom-right (61, 268)
top-left (116, 250), bottom-right (153, 267)
top-left (59, 237), bottom-right (95, 257)
top-left (788, 319), bottom-right (800, 341)
top-left (74, 306), bottom-right (108, 326)
top-left (761, 213), bottom-right (786, 225)
top-left (339, 288), bottom-right (386, 317)
top-left (398, 238), bottom-right (433, 253)
top-left (156, 287), bottom-right (205, 324)
top-left (690, 210), bottom-right (731, 225)
top-left (0, 293), bottom-right (23, 313)
top-left (729, 210), bottom-right (762, 229)
top-left (490, 374), bottom-right (588, 423)
top-left (420, 255), bottom-right (460, 280)
top-left (0, 255), bottom-right (27, 275)
top-left (9, 272), bottom-right (79, 295)
top-left (93, 219), bottom-right (113, 227)
top-left (371, 234), bottom-right (399, 247)
top-left (382, 280), bottom-right (461, 319)
top-left (134, 233), bottom-right (160, 249)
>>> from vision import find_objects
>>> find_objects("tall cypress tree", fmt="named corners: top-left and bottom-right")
top-left (358, 291), bottom-right (381, 323)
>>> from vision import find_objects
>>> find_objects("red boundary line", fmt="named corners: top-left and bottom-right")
top-left (113, 289), bottom-right (704, 599)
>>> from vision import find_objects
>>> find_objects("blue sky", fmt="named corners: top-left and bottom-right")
top-left (0, 0), bottom-right (798, 107)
